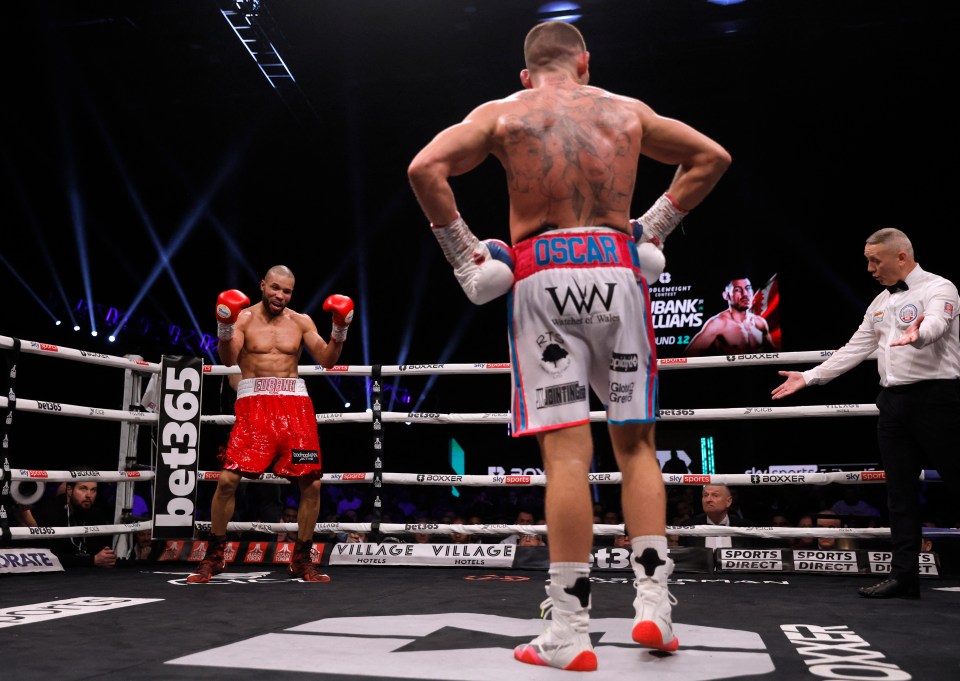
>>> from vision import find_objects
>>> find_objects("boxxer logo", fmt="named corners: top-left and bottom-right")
top-left (546, 282), bottom-right (616, 314)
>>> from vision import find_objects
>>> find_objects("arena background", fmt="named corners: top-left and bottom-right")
top-left (3, 1), bottom-right (958, 524)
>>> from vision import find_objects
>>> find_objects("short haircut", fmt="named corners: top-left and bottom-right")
top-left (523, 21), bottom-right (586, 70)
top-left (866, 228), bottom-right (913, 258)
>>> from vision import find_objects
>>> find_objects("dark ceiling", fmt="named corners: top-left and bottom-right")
top-left (5, 0), bottom-right (959, 383)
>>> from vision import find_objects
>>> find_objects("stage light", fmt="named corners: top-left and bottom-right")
top-left (344, 401), bottom-right (351, 408)
top-left (91, 330), bottom-right (98, 337)
top-left (108, 335), bottom-right (116, 342)
top-left (0, 252), bottom-right (64, 326)
top-left (111, 147), bottom-right (238, 365)
top-left (538, 2), bottom-right (582, 22)
top-left (73, 325), bottom-right (80, 331)
top-left (55, 320), bottom-right (62, 326)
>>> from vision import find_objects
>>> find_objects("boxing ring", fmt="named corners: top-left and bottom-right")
top-left (2, 333), bottom-right (959, 680)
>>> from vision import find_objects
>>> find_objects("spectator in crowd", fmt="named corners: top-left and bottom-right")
top-left (815, 510), bottom-right (848, 550)
top-left (681, 484), bottom-right (754, 549)
top-left (761, 511), bottom-right (794, 548)
top-left (518, 533), bottom-right (547, 547)
top-left (831, 486), bottom-right (882, 520)
top-left (449, 517), bottom-right (478, 544)
top-left (500, 509), bottom-right (536, 545)
top-left (345, 529), bottom-right (368, 543)
top-left (792, 512), bottom-right (817, 550)
top-left (602, 510), bottom-right (622, 526)
top-left (770, 513), bottom-right (791, 527)
top-left (277, 504), bottom-right (300, 543)
top-left (920, 520), bottom-right (936, 555)
top-left (29, 471), bottom-right (117, 569)
top-left (411, 517), bottom-right (442, 544)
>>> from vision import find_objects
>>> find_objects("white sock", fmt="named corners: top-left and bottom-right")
top-left (630, 535), bottom-right (668, 558)
top-left (549, 562), bottom-right (591, 589)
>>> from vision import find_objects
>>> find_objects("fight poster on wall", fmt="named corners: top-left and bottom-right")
top-left (650, 271), bottom-right (781, 358)
top-left (152, 355), bottom-right (203, 539)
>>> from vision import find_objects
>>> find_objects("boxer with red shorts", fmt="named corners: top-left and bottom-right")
top-left (188, 266), bottom-right (354, 584)
top-left (223, 377), bottom-right (322, 480)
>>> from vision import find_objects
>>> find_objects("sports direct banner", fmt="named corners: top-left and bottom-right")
top-left (152, 355), bottom-right (203, 539)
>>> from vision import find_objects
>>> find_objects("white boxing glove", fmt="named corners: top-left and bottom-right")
top-left (431, 214), bottom-right (515, 304)
top-left (635, 238), bottom-right (667, 284)
top-left (631, 193), bottom-right (688, 284)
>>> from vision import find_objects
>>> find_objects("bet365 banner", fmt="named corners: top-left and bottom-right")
top-left (152, 355), bottom-right (203, 539)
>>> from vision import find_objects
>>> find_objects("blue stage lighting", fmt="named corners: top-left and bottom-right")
top-left (538, 2), bottom-right (582, 22)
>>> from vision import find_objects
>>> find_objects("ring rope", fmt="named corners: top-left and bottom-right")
top-left (1, 334), bottom-right (871, 375)
top-left (12, 519), bottom-right (960, 542)
top-left (6, 468), bottom-right (943, 486)
top-left (188, 521), bottom-right (903, 540)
top-left (9, 521), bottom-right (151, 539)
top-left (0, 396), bottom-right (881, 425)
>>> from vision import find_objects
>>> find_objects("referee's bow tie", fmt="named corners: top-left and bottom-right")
top-left (886, 280), bottom-right (909, 293)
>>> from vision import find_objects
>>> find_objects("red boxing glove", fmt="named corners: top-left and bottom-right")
top-left (323, 294), bottom-right (354, 342)
top-left (216, 289), bottom-right (250, 340)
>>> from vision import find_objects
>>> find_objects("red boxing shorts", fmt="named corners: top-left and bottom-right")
top-left (508, 227), bottom-right (658, 436)
top-left (223, 377), bottom-right (321, 480)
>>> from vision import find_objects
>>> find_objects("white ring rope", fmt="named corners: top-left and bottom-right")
top-left (185, 521), bottom-right (903, 541)
top-left (0, 334), bottom-right (869, 375)
top-left (7, 470), bottom-right (155, 483)
top-left (3, 467), bottom-right (940, 486)
top-left (0, 396), bottom-right (881, 425)
top-left (13, 519), bottom-right (960, 542)
top-left (9, 520), bottom-right (152, 539)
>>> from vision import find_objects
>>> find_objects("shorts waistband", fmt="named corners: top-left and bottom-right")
top-left (513, 227), bottom-right (639, 281)
top-left (237, 377), bottom-right (308, 399)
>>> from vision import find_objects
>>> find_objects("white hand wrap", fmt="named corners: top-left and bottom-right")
top-left (217, 322), bottom-right (235, 341)
top-left (330, 323), bottom-right (349, 343)
top-left (431, 214), bottom-right (514, 305)
top-left (634, 193), bottom-right (688, 248)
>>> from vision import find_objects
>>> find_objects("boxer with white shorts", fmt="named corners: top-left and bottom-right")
top-left (409, 20), bottom-right (730, 671)
top-left (508, 227), bottom-right (656, 435)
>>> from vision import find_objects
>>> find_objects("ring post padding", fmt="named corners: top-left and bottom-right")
top-left (0, 337), bottom-right (21, 544)
top-left (370, 365), bottom-right (383, 538)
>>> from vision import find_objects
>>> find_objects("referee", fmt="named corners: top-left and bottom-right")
top-left (771, 227), bottom-right (960, 599)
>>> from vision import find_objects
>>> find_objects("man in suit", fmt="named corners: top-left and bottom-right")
top-left (681, 484), bottom-right (753, 548)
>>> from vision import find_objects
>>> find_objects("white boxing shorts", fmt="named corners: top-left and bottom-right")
top-left (507, 227), bottom-right (658, 436)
